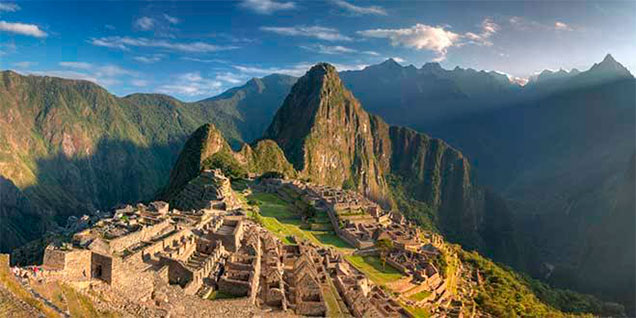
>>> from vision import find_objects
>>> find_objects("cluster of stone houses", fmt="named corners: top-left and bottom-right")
top-left (17, 171), bottom-right (464, 317)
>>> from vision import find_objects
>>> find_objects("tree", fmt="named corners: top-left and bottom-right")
top-left (376, 238), bottom-right (394, 270)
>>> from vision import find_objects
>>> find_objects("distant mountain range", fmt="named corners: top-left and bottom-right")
top-left (0, 54), bottom-right (633, 313)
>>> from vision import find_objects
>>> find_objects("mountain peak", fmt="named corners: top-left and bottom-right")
top-left (602, 53), bottom-right (617, 63)
top-left (586, 53), bottom-right (633, 79)
top-left (380, 58), bottom-right (401, 67)
top-left (307, 62), bottom-right (338, 76)
top-left (421, 62), bottom-right (443, 73)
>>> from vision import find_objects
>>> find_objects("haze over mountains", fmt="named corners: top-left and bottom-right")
top-left (0, 54), bottom-right (633, 313)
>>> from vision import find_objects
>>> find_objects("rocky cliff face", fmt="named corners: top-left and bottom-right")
top-left (264, 63), bottom-right (391, 205)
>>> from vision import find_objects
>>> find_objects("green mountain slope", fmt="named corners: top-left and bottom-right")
top-left (0, 70), bottom-right (295, 252)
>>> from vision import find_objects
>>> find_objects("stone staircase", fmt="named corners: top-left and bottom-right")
top-left (185, 251), bottom-right (210, 271)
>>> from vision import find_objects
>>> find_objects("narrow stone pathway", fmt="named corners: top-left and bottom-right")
top-left (15, 277), bottom-right (70, 318)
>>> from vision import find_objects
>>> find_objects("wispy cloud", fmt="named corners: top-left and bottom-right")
top-left (261, 26), bottom-right (352, 41)
top-left (363, 51), bottom-right (380, 56)
top-left (331, 0), bottom-right (386, 16)
top-left (13, 61), bottom-right (35, 68)
top-left (0, 3), bottom-right (20, 12)
top-left (59, 61), bottom-right (93, 70)
top-left (240, 0), bottom-right (296, 14)
top-left (133, 54), bottom-right (164, 64)
top-left (20, 63), bottom-right (139, 88)
top-left (131, 79), bottom-right (149, 87)
top-left (90, 36), bottom-right (239, 53)
top-left (215, 72), bottom-right (246, 84)
top-left (134, 17), bottom-right (155, 31)
top-left (163, 14), bottom-right (179, 25)
top-left (464, 18), bottom-right (499, 46)
top-left (300, 44), bottom-right (357, 55)
top-left (509, 16), bottom-right (575, 32)
top-left (157, 72), bottom-right (223, 96)
top-left (181, 57), bottom-right (229, 64)
top-left (0, 21), bottom-right (47, 37)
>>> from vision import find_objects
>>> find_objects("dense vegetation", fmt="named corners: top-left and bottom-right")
top-left (459, 249), bottom-right (622, 317)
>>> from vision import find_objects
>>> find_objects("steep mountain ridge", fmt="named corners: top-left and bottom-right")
top-left (264, 63), bottom-right (520, 264)
top-left (264, 63), bottom-right (392, 206)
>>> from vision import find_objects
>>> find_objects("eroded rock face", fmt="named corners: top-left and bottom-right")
top-left (265, 63), bottom-right (391, 206)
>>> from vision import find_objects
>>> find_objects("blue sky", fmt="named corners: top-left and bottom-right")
top-left (0, 0), bottom-right (634, 101)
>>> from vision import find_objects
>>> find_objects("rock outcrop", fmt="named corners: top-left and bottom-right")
top-left (264, 63), bottom-right (391, 206)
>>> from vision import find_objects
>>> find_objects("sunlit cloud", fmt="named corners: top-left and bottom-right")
top-left (464, 18), bottom-right (499, 46)
top-left (90, 36), bottom-right (239, 53)
top-left (554, 21), bottom-right (573, 31)
top-left (0, 20), bottom-right (47, 38)
top-left (358, 24), bottom-right (459, 61)
top-left (331, 0), bottom-right (386, 16)
top-left (240, 0), bottom-right (296, 14)
top-left (261, 26), bottom-right (352, 41)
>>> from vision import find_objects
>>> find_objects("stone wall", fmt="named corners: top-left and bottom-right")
top-left (108, 219), bottom-right (173, 253)
top-left (42, 247), bottom-right (66, 270)
top-left (61, 249), bottom-right (92, 281)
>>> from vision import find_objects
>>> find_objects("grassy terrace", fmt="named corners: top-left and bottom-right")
top-left (246, 192), bottom-right (354, 252)
top-left (344, 255), bottom-right (404, 285)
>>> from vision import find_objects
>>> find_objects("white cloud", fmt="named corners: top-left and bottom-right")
top-left (240, 0), bottom-right (296, 14)
top-left (554, 21), bottom-right (572, 31)
top-left (59, 61), bottom-right (93, 70)
top-left (464, 18), bottom-right (499, 46)
top-left (13, 61), bottom-right (35, 68)
top-left (363, 51), bottom-right (380, 56)
top-left (134, 17), bottom-right (155, 31)
top-left (90, 36), bottom-right (239, 53)
top-left (301, 44), bottom-right (357, 55)
top-left (131, 79), bottom-right (149, 87)
top-left (133, 54), bottom-right (164, 64)
top-left (261, 26), bottom-right (352, 41)
top-left (215, 72), bottom-right (246, 84)
top-left (105, 24), bottom-right (116, 30)
top-left (95, 65), bottom-right (137, 77)
top-left (0, 20), bottom-right (47, 37)
top-left (163, 14), bottom-right (179, 25)
top-left (358, 24), bottom-right (459, 59)
top-left (331, 0), bottom-right (386, 16)
top-left (158, 72), bottom-right (223, 96)
top-left (391, 57), bottom-right (405, 63)
top-left (510, 16), bottom-right (574, 32)
top-left (181, 57), bottom-right (229, 64)
top-left (0, 3), bottom-right (20, 12)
